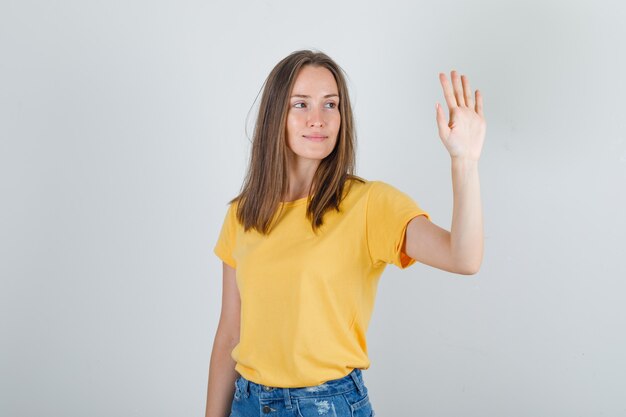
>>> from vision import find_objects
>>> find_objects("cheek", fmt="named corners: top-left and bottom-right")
top-left (331, 115), bottom-right (341, 135)
top-left (285, 119), bottom-right (295, 139)
top-left (286, 114), bottom-right (300, 134)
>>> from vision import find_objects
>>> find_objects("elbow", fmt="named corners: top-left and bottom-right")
top-left (454, 258), bottom-right (482, 276)
top-left (449, 238), bottom-right (483, 276)
top-left (457, 265), bottom-right (480, 275)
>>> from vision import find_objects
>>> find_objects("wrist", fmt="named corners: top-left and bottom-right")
top-left (451, 156), bottom-right (480, 169)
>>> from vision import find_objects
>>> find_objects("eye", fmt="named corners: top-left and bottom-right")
top-left (325, 102), bottom-right (338, 109)
top-left (293, 102), bottom-right (306, 109)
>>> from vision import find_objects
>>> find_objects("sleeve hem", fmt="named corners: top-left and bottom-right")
top-left (214, 246), bottom-right (236, 269)
top-left (395, 211), bottom-right (431, 269)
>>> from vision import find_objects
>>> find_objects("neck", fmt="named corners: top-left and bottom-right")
top-left (284, 155), bottom-right (320, 201)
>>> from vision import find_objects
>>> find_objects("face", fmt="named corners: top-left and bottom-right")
top-left (285, 65), bottom-right (341, 166)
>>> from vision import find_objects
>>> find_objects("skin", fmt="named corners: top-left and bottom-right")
top-left (281, 65), bottom-right (486, 274)
top-left (205, 262), bottom-right (239, 417)
top-left (283, 65), bottom-right (341, 201)
top-left (206, 65), bottom-right (341, 417)
top-left (206, 66), bottom-right (485, 417)
top-left (404, 71), bottom-right (486, 274)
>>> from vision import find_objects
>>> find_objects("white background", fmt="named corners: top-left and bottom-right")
top-left (1, 0), bottom-right (625, 416)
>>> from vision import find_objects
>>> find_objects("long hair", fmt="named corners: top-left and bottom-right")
top-left (230, 50), bottom-right (364, 234)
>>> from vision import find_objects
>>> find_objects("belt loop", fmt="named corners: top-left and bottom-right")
top-left (349, 369), bottom-right (365, 396)
top-left (241, 377), bottom-right (250, 398)
top-left (283, 388), bottom-right (293, 409)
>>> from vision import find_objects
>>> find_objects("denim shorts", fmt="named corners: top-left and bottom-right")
top-left (229, 368), bottom-right (375, 417)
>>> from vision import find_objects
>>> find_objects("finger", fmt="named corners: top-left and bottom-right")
top-left (451, 70), bottom-right (466, 107)
top-left (439, 73), bottom-right (457, 109)
top-left (435, 102), bottom-right (450, 138)
top-left (475, 89), bottom-right (484, 117)
top-left (461, 75), bottom-right (473, 109)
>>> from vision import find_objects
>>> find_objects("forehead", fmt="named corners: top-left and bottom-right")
top-left (291, 65), bottom-right (338, 94)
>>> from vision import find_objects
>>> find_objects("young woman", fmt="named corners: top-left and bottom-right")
top-left (205, 50), bottom-right (485, 417)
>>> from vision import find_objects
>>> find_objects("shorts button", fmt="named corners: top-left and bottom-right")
top-left (262, 405), bottom-right (272, 413)
top-left (263, 386), bottom-right (274, 391)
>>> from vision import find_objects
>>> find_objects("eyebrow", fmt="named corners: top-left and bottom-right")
top-left (290, 94), bottom-right (339, 99)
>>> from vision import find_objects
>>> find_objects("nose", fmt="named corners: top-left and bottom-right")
top-left (308, 106), bottom-right (324, 128)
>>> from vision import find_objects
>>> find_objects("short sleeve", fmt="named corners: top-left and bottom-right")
top-left (366, 181), bottom-right (431, 269)
top-left (213, 202), bottom-right (238, 268)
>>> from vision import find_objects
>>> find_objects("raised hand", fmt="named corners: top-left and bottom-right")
top-left (436, 70), bottom-right (486, 162)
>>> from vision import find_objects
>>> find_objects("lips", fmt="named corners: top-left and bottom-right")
top-left (303, 134), bottom-right (328, 142)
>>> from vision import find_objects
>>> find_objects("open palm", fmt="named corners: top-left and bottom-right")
top-left (436, 70), bottom-right (486, 161)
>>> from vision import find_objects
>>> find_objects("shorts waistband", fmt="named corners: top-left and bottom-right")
top-left (237, 368), bottom-right (367, 401)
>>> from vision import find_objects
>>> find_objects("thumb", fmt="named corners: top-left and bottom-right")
top-left (435, 103), bottom-right (449, 140)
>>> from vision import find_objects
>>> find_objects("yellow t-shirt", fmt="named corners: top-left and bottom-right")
top-left (213, 179), bottom-right (430, 387)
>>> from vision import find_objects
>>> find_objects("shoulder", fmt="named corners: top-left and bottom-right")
top-left (340, 176), bottom-right (376, 203)
top-left (220, 198), bottom-right (241, 226)
top-left (340, 178), bottom-right (414, 211)
top-left (365, 179), bottom-right (406, 197)
top-left (365, 180), bottom-right (425, 214)
top-left (342, 177), bottom-right (408, 200)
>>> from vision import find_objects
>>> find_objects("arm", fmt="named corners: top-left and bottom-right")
top-left (205, 262), bottom-right (241, 417)
top-left (404, 70), bottom-right (486, 275)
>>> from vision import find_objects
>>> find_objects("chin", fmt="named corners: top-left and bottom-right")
top-left (297, 155), bottom-right (329, 163)
top-left (289, 146), bottom-right (336, 162)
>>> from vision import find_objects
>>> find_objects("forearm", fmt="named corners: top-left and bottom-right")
top-left (450, 157), bottom-right (483, 274)
top-left (205, 337), bottom-right (239, 417)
